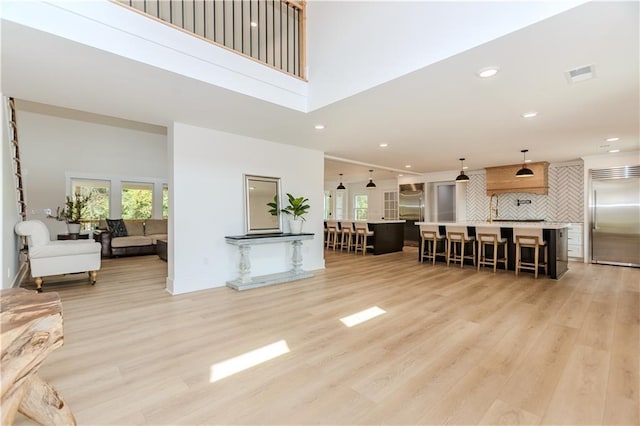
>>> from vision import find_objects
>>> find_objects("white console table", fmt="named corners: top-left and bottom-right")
top-left (225, 233), bottom-right (314, 291)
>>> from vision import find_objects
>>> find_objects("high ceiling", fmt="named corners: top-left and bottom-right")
top-left (2, 2), bottom-right (638, 183)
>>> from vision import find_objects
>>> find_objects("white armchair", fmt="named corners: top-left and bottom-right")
top-left (15, 220), bottom-right (101, 292)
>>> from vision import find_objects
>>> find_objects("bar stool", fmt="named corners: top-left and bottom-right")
top-left (354, 222), bottom-right (374, 256)
top-left (446, 225), bottom-right (476, 268)
top-left (420, 224), bottom-right (447, 264)
top-left (514, 227), bottom-right (547, 279)
top-left (325, 220), bottom-right (340, 250)
top-left (339, 221), bottom-right (355, 253)
top-left (476, 226), bottom-right (508, 272)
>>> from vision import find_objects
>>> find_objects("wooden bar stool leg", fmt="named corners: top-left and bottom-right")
top-left (362, 235), bottom-right (367, 256)
top-left (515, 242), bottom-right (520, 276)
top-left (493, 241), bottom-right (498, 273)
top-left (504, 243), bottom-right (508, 270)
top-left (472, 240), bottom-right (476, 267)
top-left (533, 244), bottom-right (540, 279)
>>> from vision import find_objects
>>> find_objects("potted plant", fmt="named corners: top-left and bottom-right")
top-left (55, 193), bottom-right (91, 234)
top-left (280, 193), bottom-right (310, 234)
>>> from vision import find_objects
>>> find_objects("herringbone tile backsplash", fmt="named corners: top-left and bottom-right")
top-left (466, 164), bottom-right (584, 222)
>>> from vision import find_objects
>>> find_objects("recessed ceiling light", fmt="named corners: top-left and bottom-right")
top-left (606, 137), bottom-right (620, 142)
top-left (525, 159), bottom-right (532, 163)
top-left (314, 124), bottom-right (325, 130)
top-left (521, 111), bottom-right (538, 118)
top-left (250, 22), bottom-right (258, 27)
top-left (463, 166), bottom-right (469, 170)
top-left (379, 143), bottom-right (388, 148)
top-left (477, 66), bottom-right (500, 78)
top-left (609, 149), bottom-right (620, 153)
top-left (398, 174), bottom-right (403, 177)
top-left (405, 165), bottom-right (412, 169)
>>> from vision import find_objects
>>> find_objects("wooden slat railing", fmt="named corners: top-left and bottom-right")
top-left (114, 0), bottom-right (306, 79)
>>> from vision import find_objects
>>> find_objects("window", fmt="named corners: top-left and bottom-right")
top-left (384, 191), bottom-right (399, 220)
top-left (162, 184), bottom-right (169, 219)
top-left (70, 179), bottom-right (110, 229)
top-left (335, 191), bottom-right (345, 220)
top-left (323, 191), bottom-right (332, 219)
top-left (122, 182), bottom-right (153, 219)
top-left (354, 194), bottom-right (368, 220)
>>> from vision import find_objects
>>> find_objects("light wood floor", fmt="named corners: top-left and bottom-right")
top-left (15, 248), bottom-right (639, 425)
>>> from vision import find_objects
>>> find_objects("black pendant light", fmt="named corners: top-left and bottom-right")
top-left (336, 173), bottom-right (346, 190)
top-left (456, 158), bottom-right (470, 182)
top-left (366, 169), bottom-right (377, 189)
top-left (516, 149), bottom-right (535, 177)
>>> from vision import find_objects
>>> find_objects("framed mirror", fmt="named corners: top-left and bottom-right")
top-left (244, 174), bottom-right (282, 234)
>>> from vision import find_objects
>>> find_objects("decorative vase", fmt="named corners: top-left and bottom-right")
top-left (289, 218), bottom-right (303, 234)
top-left (67, 223), bottom-right (81, 234)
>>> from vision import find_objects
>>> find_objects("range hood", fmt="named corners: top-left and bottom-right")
top-left (485, 162), bottom-right (549, 195)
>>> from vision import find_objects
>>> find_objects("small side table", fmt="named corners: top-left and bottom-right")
top-left (57, 233), bottom-right (89, 241)
top-left (157, 239), bottom-right (168, 262)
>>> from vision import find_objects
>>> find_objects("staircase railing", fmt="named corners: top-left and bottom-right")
top-left (114, 0), bottom-right (306, 79)
top-left (6, 97), bottom-right (27, 221)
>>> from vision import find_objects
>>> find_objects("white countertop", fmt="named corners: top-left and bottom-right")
top-left (366, 220), bottom-right (406, 224)
top-left (326, 220), bottom-right (406, 224)
top-left (415, 221), bottom-right (572, 230)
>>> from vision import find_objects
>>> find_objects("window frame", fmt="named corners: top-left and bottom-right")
top-left (353, 194), bottom-right (368, 221)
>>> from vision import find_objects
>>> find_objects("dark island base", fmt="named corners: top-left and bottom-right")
top-left (368, 222), bottom-right (405, 255)
top-left (417, 226), bottom-right (568, 279)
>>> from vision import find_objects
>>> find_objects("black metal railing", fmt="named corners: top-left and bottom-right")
top-left (115, 0), bottom-right (305, 79)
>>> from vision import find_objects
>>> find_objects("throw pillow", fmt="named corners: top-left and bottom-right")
top-left (106, 219), bottom-right (128, 238)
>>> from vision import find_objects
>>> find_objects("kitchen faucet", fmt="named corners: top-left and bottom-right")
top-left (488, 193), bottom-right (499, 223)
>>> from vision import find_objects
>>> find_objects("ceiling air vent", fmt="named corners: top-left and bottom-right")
top-left (565, 64), bottom-right (595, 84)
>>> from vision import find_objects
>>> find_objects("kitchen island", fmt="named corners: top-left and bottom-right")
top-left (367, 220), bottom-right (406, 254)
top-left (415, 221), bottom-right (570, 279)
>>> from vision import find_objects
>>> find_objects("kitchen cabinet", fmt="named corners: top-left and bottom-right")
top-left (486, 162), bottom-right (549, 195)
top-left (567, 223), bottom-right (583, 259)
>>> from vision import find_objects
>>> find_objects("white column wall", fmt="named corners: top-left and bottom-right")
top-left (168, 123), bottom-right (324, 295)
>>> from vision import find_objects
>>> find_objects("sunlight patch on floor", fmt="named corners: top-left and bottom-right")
top-left (210, 340), bottom-right (290, 383)
top-left (340, 306), bottom-right (386, 327)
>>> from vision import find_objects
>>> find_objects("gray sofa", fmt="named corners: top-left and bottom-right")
top-left (95, 219), bottom-right (167, 257)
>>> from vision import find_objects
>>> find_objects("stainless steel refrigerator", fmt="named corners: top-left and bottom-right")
top-left (399, 183), bottom-right (424, 245)
top-left (399, 183), bottom-right (425, 221)
top-left (590, 166), bottom-right (640, 267)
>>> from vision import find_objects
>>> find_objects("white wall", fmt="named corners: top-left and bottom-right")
top-left (168, 123), bottom-right (324, 295)
top-left (2, 95), bottom-right (22, 289)
top-left (18, 109), bottom-right (168, 221)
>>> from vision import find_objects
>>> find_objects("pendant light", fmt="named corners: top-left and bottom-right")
top-left (516, 149), bottom-right (534, 177)
top-left (366, 169), bottom-right (377, 189)
top-left (456, 158), bottom-right (470, 182)
top-left (336, 173), bottom-right (346, 190)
